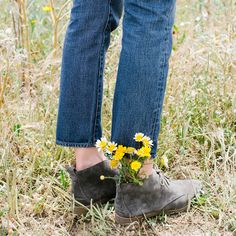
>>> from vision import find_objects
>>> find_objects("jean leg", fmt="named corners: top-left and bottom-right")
top-left (111, 0), bottom-right (176, 157)
top-left (56, 0), bottom-right (123, 147)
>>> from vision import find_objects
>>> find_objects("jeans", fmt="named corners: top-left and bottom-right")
top-left (55, 0), bottom-right (176, 158)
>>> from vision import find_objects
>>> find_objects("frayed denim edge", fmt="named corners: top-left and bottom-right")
top-left (150, 153), bottom-right (157, 159)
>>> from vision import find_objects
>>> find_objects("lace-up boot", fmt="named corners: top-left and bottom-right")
top-left (66, 160), bottom-right (117, 215)
top-left (115, 170), bottom-right (202, 225)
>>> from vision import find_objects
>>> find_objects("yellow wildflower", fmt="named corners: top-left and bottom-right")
top-left (135, 146), bottom-right (151, 158)
top-left (116, 145), bottom-right (127, 154)
top-left (142, 135), bottom-right (153, 147)
top-left (110, 159), bottom-right (119, 169)
top-left (42, 6), bottom-right (53, 12)
top-left (135, 148), bottom-right (144, 157)
top-left (142, 146), bottom-right (151, 158)
top-left (113, 151), bottom-right (125, 161)
top-left (100, 175), bottom-right (105, 180)
top-left (130, 161), bottom-right (142, 172)
top-left (95, 137), bottom-right (107, 152)
top-left (106, 141), bottom-right (117, 154)
top-left (134, 132), bottom-right (144, 142)
top-left (126, 147), bottom-right (135, 154)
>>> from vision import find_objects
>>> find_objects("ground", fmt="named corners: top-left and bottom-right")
top-left (0, 0), bottom-right (235, 235)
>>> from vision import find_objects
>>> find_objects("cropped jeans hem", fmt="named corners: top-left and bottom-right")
top-left (55, 140), bottom-right (95, 148)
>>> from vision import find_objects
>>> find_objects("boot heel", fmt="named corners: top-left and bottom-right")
top-left (73, 205), bottom-right (89, 216)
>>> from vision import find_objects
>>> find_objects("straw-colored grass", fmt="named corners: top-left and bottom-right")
top-left (0, 0), bottom-right (235, 235)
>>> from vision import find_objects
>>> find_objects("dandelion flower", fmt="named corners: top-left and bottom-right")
top-left (42, 6), bottom-right (53, 12)
top-left (134, 132), bottom-right (144, 142)
top-left (142, 146), bottom-right (151, 158)
top-left (110, 159), bottom-right (119, 169)
top-left (95, 137), bottom-right (108, 152)
top-left (116, 145), bottom-right (127, 154)
top-left (130, 161), bottom-right (142, 172)
top-left (135, 148), bottom-right (144, 157)
top-left (113, 151), bottom-right (125, 161)
top-left (135, 146), bottom-right (151, 158)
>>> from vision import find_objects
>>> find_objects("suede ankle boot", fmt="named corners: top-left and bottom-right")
top-left (66, 160), bottom-right (117, 215)
top-left (115, 170), bottom-right (202, 225)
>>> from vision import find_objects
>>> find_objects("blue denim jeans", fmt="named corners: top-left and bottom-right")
top-left (55, 0), bottom-right (176, 158)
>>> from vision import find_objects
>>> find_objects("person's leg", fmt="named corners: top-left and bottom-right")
top-left (112, 1), bottom-right (202, 224)
top-left (111, 0), bottom-right (176, 169)
top-left (55, 0), bottom-right (123, 171)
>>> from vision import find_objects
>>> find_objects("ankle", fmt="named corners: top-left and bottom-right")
top-left (75, 147), bottom-right (106, 171)
top-left (138, 159), bottom-right (154, 178)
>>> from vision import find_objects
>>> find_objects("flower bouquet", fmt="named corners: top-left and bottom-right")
top-left (95, 132), bottom-right (154, 185)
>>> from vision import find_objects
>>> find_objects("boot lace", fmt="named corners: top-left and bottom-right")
top-left (156, 169), bottom-right (170, 187)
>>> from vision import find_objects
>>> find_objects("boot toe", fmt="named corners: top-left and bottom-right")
top-left (181, 179), bottom-right (203, 199)
top-left (163, 179), bottom-right (203, 212)
top-left (192, 179), bottom-right (202, 195)
top-left (177, 179), bottom-right (202, 196)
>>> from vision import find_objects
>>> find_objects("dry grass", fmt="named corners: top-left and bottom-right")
top-left (0, 0), bottom-right (236, 235)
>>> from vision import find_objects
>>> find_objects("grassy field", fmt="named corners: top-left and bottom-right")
top-left (0, 0), bottom-right (236, 235)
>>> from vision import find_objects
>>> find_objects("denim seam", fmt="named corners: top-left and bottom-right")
top-left (56, 140), bottom-right (95, 147)
top-left (150, 6), bottom-right (174, 152)
top-left (93, 0), bottom-right (112, 144)
top-left (150, 41), bottom-right (167, 142)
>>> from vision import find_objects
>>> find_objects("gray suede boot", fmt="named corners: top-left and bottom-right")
top-left (115, 170), bottom-right (202, 224)
top-left (66, 160), bottom-right (117, 216)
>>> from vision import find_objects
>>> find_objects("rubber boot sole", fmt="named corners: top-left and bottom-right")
top-left (115, 205), bottom-right (188, 225)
